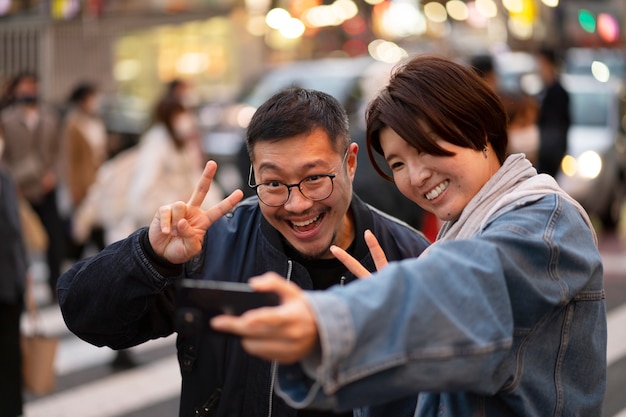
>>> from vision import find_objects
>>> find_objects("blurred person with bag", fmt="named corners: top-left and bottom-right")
top-left (59, 82), bottom-right (108, 260)
top-left (0, 71), bottom-right (65, 302)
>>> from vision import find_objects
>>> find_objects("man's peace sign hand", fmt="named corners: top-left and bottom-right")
top-left (148, 161), bottom-right (244, 264)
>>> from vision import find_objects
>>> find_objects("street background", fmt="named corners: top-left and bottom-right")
top-left (3, 0), bottom-right (626, 416)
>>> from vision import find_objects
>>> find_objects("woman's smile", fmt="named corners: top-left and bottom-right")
top-left (425, 179), bottom-right (450, 201)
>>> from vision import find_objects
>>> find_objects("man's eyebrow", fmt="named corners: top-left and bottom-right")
top-left (257, 159), bottom-right (332, 173)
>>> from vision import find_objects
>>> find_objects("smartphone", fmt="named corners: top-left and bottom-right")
top-left (175, 279), bottom-right (280, 335)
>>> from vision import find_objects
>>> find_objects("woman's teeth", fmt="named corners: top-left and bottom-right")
top-left (425, 180), bottom-right (450, 201)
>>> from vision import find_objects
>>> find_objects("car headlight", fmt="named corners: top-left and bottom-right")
top-left (561, 151), bottom-right (603, 179)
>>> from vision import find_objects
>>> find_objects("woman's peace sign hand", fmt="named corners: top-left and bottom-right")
top-left (148, 161), bottom-right (244, 264)
top-left (330, 229), bottom-right (388, 278)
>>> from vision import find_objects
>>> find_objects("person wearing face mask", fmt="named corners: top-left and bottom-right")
top-left (165, 78), bottom-right (197, 110)
top-left (0, 71), bottom-right (65, 302)
top-left (57, 87), bottom-right (431, 417)
top-left (126, 98), bottom-right (222, 231)
top-left (211, 56), bottom-right (606, 417)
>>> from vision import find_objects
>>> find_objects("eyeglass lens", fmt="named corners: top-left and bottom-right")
top-left (257, 175), bottom-right (334, 206)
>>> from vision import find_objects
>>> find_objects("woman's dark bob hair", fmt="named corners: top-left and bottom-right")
top-left (366, 54), bottom-right (509, 181)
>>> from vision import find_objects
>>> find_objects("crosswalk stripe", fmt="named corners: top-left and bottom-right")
top-left (24, 356), bottom-right (180, 417)
top-left (607, 303), bottom-right (626, 366)
top-left (602, 252), bottom-right (626, 275)
top-left (55, 333), bottom-right (176, 376)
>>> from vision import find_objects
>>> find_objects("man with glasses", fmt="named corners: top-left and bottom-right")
top-left (58, 87), bottom-right (430, 417)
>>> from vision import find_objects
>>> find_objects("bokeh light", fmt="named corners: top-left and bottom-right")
top-left (368, 39), bottom-right (408, 63)
top-left (578, 9), bottom-right (596, 33)
top-left (466, 1), bottom-right (488, 28)
top-left (0, 0), bottom-right (11, 15)
top-left (279, 17), bottom-right (305, 39)
top-left (446, 1), bottom-right (469, 21)
top-left (176, 52), bottom-right (209, 74)
top-left (475, 0), bottom-right (498, 18)
top-left (424, 2), bottom-right (448, 23)
top-left (541, 0), bottom-right (559, 7)
top-left (266, 8), bottom-right (291, 29)
top-left (378, 1), bottom-right (426, 38)
top-left (591, 61), bottom-right (611, 82)
top-left (597, 13), bottom-right (619, 43)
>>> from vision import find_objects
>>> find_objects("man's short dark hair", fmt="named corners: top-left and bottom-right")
top-left (245, 87), bottom-right (350, 161)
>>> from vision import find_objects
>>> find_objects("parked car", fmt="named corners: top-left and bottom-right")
top-left (556, 73), bottom-right (626, 230)
top-left (493, 50), bottom-right (543, 96)
top-left (565, 47), bottom-right (626, 79)
top-left (200, 56), bottom-right (427, 231)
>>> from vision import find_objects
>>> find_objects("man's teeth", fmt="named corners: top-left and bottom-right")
top-left (292, 215), bottom-right (321, 227)
top-left (425, 180), bottom-right (450, 201)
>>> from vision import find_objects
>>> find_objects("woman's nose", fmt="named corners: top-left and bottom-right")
top-left (408, 161), bottom-right (430, 187)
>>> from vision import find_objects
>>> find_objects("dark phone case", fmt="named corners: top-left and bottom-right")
top-left (175, 279), bottom-right (280, 335)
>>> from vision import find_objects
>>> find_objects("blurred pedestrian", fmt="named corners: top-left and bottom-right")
top-left (469, 53), bottom-right (498, 91)
top-left (535, 47), bottom-right (571, 177)
top-left (59, 82), bottom-right (108, 260)
top-left (0, 164), bottom-right (29, 417)
top-left (0, 71), bottom-right (64, 302)
top-left (500, 91), bottom-right (539, 165)
top-left (126, 97), bottom-right (222, 229)
top-left (163, 78), bottom-right (197, 109)
top-left (0, 76), bottom-right (15, 111)
top-left (159, 78), bottom-right (205, 167)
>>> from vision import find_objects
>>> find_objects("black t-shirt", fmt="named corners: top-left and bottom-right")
top-left (281, 236), bottom-right (365, 417)
top-left (283, 232), bottom-right (366, 290)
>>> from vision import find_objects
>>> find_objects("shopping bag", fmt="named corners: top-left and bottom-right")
top-left (21, 332), bottom-right (58, 395)
top-left (21, 310), bottom-right (58, 395)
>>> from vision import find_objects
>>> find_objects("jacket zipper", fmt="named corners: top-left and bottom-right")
top-left (268, 259), bottom-right (294, 417)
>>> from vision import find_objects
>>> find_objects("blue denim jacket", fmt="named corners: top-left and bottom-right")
top-left (275, 193), bottom-right (606, 417)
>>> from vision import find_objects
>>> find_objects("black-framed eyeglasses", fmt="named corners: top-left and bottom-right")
top-left (248, 149), bottom-right (349, 207)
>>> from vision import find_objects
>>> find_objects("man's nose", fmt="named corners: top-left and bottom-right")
top-left (282, 188), bottom-right (315, 212)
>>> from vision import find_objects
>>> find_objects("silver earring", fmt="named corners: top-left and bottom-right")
top-left (482, 147), bottom-right (488, 159)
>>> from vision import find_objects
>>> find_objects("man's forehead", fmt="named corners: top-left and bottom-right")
top-left (251, 133), bottom-right (338, 163)
top-left (255, 156), bottom-right (336, 175)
